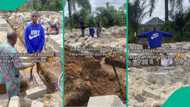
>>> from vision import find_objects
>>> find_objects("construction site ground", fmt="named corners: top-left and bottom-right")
top-left (128, 43), bottom-right (190, 107)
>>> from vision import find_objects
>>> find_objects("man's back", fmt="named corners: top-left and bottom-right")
top-left (139, 30), bottom-right (172, 48)
top-left (0, 43), bottom-right (18, 83)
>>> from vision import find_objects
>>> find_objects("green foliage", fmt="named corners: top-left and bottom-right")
top-left (65, 0), bottom-right (91, 29)
top-left (65, 2), bottom-right (126, 29)
top-left (66, 0), bottom-right (91, 13)
top-left (128, 0), bottom-right (147, 43)
top-left (32, 0), bottom-right (42, 10)
top-left (161, 10), bottom-right (190, 42)
top-left (96, 6), bottom-right (114, 27)
top-left (65, 8), bottom-right (91, 28)
top-left (27, 0), bottom-right (63, 11)
top-left (114, 10), bottom-right (125, 26)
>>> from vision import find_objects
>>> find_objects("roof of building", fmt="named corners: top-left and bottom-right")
top-left (145, 17), bottom-right (164, 25)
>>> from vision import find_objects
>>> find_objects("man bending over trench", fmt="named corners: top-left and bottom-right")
top-left (0, 32), bottom-right (34, 97)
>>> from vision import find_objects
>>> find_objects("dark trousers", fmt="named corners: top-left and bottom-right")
top-left (89, 28), bottom-right (95, 38)
top-left (81, 28), bottom-right (85, 37)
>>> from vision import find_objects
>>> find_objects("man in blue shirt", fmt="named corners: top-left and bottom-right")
top-left (24, 12), bottom-right (45, 54)
top-left (24, 12), bottom-right (45, 80)
top-left (138, 28), bottom-right (172, 48)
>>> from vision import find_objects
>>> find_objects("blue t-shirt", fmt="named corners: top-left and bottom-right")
top-left (139, 31), bottom-right (172, 48)
top-left (24, 22), bottom-right (45, 53)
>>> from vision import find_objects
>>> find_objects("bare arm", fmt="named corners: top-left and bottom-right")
top-left (16, 62), bottom-right (34, 70)
top-left (12, 54), bottom-right (34, 70)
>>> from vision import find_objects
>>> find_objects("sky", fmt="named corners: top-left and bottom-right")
top-left (64, 0), bottom-right (126, 16)
top-left (64, 0), bottom-right (190, 24)
top-left (135, 0), bottom-right (190, 24)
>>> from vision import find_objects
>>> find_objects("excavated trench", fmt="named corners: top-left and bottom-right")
top-left (64, 27), bottom-right (126, 106)
top-left (64, 46), bottom-right (126, 106)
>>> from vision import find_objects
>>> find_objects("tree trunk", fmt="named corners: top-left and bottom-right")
top-left (180, 30), bottom-right (183, 41)
top-left (165, 0), bottom-right (169, 22)
top-left (68, 0), bottom-right (72, 30)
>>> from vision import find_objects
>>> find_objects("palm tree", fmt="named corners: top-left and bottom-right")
top-left (128, 0), bottom-right (148, 42)
top-left (67, 0), bottom-right (72, 29)
top-left (149, 0), bottom-right (186, 22)
top-left (165, 0), bottom-right (169, 21)
top-left (65, 0), bottom-right (91, 29)
top-left (129, 0), bottom-right (148, 32)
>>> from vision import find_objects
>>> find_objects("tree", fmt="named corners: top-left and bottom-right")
top-left (128, 0), bottom-right (148, 42)
top-left (95, 2), bottom-right (116, 27)
top-left (66, 8), bottom-right (90, 28)
top-left (48, 0), bottom-right (62, 11)
top-left (115, 8), bottom-right (126, 26)
top-left (32, 0), bottom-right (42, 10)
top-left (129, 0), bottom-right (148, 32)
top-left (23, 0), bottom-right (62, 11)
top-left (173, 10), bottom-right (190, 41)
top-left (165, 0), bottom-right (169, 21)
top-left (148, 0), bottom-right (186, 22)
top-left (160, 9), bottom-right (190, 42)
top-left (64, 1), bottom-right (126, 28)
top-left (67, 0), bottom-right (73, 29)
top-left (174, 12), bottom-right (185, 38)
top-left (65, 0), bottom-right (91, 29)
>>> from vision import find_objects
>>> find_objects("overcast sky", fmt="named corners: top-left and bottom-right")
top-left (64, 0), bottom-right (190, 24)
top-left (132, 0), bottom-right (190, 24)
top-left (64, 0), bottom-right (126, 16)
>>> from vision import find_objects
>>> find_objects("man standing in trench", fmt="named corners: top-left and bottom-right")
top-left (24, 12), bottom-right (45, 80)
top-left (0, 32), bottom-right (34, 97)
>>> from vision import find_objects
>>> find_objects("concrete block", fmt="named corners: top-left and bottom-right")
top-left (142, 88), bottom-right (160, 99)
top-left (26, 64), bottom-right (47, 99)
top-left (26, 86), bottom-right (47, 99)
top-left (0, 94), bottom-right (9, 107)
top-left (20, 97), bottom-right (32, 107)
top-left (8, 96), bottom-right (20, 107)
top-left (32, 65), bottom-right (44, 85)
top-left (87, 95), bottom-right (123, 107)
top-left (31, 100), bottom-right (44, 107)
